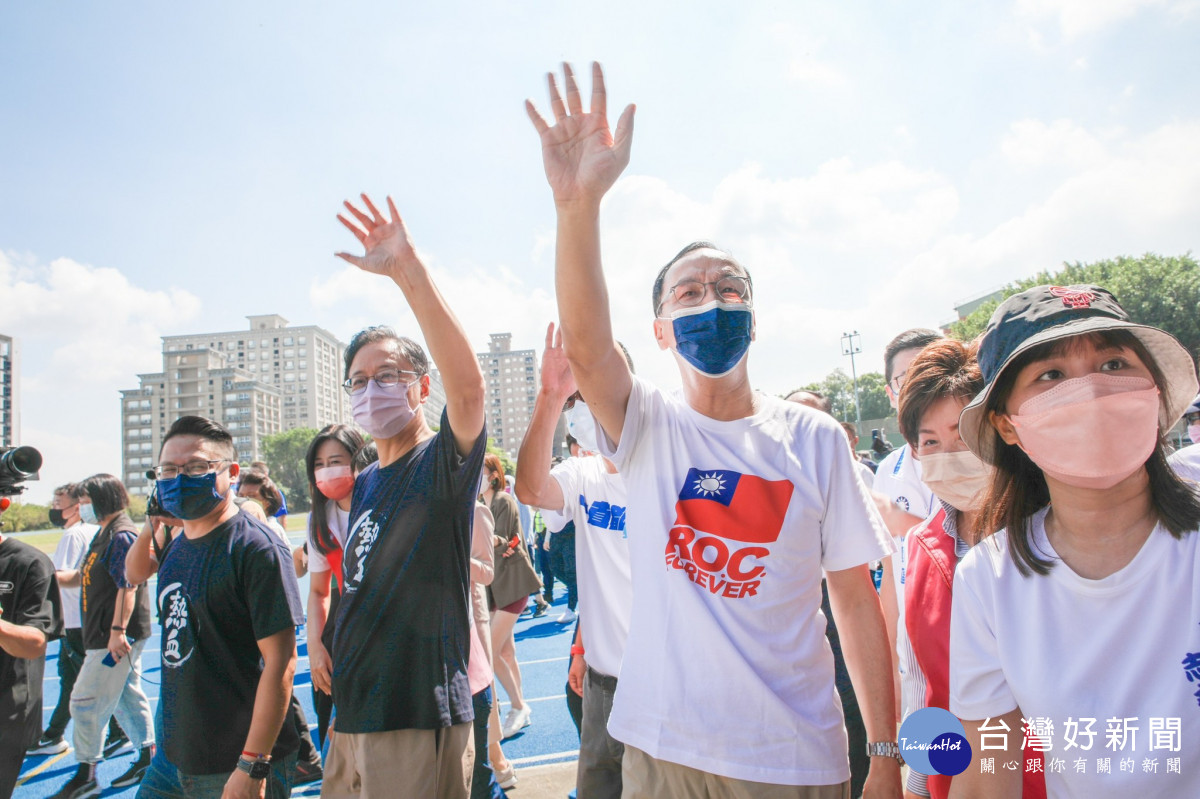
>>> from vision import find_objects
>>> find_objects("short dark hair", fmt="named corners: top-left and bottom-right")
top-left (344, 326), bottom-right (429, 380)
top-left (81, 473), bottom-right (129, 518)
top-left (161, 415), bottom-right (237, 461)
top-left (615, 341), bottom-right (636, 374)
top-left (238, 467), bottom-right (282, 516)
top-left (978, 329), bottom-right (1200, 576)
top-left (652, 241), bottom-right (754, 315)
top-left (897, 339), bottom-right (983, 450)
top-left (840, 421), bottom-right (859, 444)
top-left (785, 389), bottom-right (832, 415)
top-left (352, 441), bottom-right (379, 474)
top-left (883, 328), bottom-right (944, 383)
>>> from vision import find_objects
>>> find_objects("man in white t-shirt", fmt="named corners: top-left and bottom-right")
top-left (526, 63), bottom-right (901, 797)
top-left (871, 328), bottom-right (941, 759)
top-left (516, 324), bottom-right (633, 799)
top-left (29, 483), bottom-right (101, 755)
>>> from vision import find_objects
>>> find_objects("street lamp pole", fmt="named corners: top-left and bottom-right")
top-left (841, 330), bottom-right (863, 432)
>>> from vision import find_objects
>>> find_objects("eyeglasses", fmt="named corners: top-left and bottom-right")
top-left (343, 369), bottom-right (421, 396)
top-left (657, 275), bottom-right (751, 315)
top-left (888, 374), bottom-right (907, 395)
top-left (154, 459), bottom-right (230, 480)
top-left (563, 392), bottom-right (583, 411)
top-left (1186, 413), bottom-right (1200, 425)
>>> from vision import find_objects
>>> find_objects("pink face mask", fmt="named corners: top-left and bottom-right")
top-left (1008, 373), bottom-right (1159, 489)
top-left (1189, 423), bottom-right (1200, 446)
top-left (351, 379), bottom-right (418, 439)
top-left (315, 465), bottom-right (354, 501)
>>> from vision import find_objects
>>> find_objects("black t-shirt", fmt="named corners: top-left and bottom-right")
top-left (157, 510), bottom-right (304, 775)
top-left (0, 537), bottom-right (64, 748)
top-left (80, 514), bottom-right (151, 649)
top-left (333, 409), bottom-right (486, 733)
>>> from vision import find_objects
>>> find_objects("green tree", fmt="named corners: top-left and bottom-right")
top-left (257, 427), bottom-right (320, 513)
top-left (487, 439), bottom-right (515, 476)
top-left (795, 369), bottom-right (892, 422)
top-left (950, 253), bottom-right (1200, 361)
top-left (127, 495), bottom-right (148, 523)
top-left (0, 501), bottom-right (51, 532)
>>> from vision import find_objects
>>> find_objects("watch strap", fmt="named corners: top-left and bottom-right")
top-left (866, 741), bottom-right (904, 765)
top-left (236, 756), bottom-right (273, 780)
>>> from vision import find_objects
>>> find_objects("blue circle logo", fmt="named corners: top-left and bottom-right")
top-left (899, 708), bottom-right (972, 776)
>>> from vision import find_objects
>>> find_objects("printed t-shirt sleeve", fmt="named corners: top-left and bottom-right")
top-left (242, 532), bottom-right (306, 640)
top-left (548, 459), bottom-right (582, 517)
top-left (818, 420), bottom-right (896, 571)
top-left (594, 374), bottom-right (656, 472)
top-left (948, 546), bottom-right (1017, 720)
top-left (432, 405), bottom-right (488, 498)
top-left (106, 529), bottom-right (139, 588)
top-left (11, 548), bottom-right (64, 640)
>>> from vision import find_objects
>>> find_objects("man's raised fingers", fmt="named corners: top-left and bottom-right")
top-left (386, 196), bottom-right (402, 225)
top-left (335, 252), bottom-right (365, 268)
top-left (547, 72), bottom-right (567, 121)
top-left (590, 61), bottom-right (606, 119)
top-left (337, 214), bottom-right (368, 244)
top-left (525, 100), bottom-right (550, 135)
top-left (343, 200), bottom-right (374, 230)
top-left (563, 62), bottom-right (584, 116)
top-left (361, 193), bottom-right (386, 225)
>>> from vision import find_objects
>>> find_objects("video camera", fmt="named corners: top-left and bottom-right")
top-left (0, 445), bottom-right (42, 498)
top-left (870, 429), bottom-right (894, 458)
top-left (144, 469), bottom-right (164, 517)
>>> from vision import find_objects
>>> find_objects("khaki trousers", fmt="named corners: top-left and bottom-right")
top-left (321, 723), bottom-right (474, 799)
top-left (621, 745), bottom-right (851, 799)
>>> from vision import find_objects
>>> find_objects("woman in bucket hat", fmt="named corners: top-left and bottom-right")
top-left (947, 284), bottom-right (1200, 798)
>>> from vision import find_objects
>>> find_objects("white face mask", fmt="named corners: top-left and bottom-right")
top-left (565, 400), bottom-right (600, 454)
top-left (920, 450), bottom-right (991, 513)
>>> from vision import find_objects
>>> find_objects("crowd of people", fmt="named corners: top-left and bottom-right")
top-left (2, 61), bottom-right (1199, 799)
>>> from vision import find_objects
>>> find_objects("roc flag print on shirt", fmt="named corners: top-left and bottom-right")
top-left (665, 468), bottom-right (794, 598)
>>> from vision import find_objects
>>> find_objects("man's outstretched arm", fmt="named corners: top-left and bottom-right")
top-left (527, 62), bottom-right (635, 446)
top-left (515, 322), bottom-right (573, 511)
top-left (337, 194), bottom-right (485, 456)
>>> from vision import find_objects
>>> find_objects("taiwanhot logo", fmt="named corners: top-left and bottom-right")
top-left (664, 467), bottom-right (793, 599)
top-left (899, 707), bottom-right (972, 777)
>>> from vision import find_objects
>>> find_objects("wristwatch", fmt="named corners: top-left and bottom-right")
top-left (866, 741), bottom-right (904, 765)
top-left (236, 756), bottom-right (273, 780)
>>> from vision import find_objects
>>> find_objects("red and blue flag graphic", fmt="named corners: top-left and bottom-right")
top-left (672, 468), bottom-right (792, 544)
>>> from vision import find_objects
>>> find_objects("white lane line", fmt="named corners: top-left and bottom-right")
top-left (517, 656), bottom-right (568, 666)
top-left (510, 749), bottom-right (580, 766)
top-left (497, 694), bottom-right (567, 707)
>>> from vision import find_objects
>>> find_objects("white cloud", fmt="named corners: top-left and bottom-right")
top-left (1001, 118), bottom-right (1109, 169)
top-left (0, 253), bottom-right (202, 505)
top-left (787, 58), bottom-right (850, 89)
top-left (1015, 0), bottom-right (1181, 39)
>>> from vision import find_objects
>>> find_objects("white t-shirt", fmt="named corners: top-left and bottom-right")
top-left (874, 443), bottom-right (934, 722)
top-left (597, 376), bottom-right (895, 785)
top-left (951, 508), bottom-right (1200, 798)
top-left (52, 521), bottom-right (98, 629)
top-left (308, 502), bottom-right (351, 573)
top-left (1169, 444), bottom-right (1200, 483)
top-left (549, 455), bottom-right (632, 679)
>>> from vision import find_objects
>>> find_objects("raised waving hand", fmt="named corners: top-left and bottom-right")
top-left (336, 193), bottom-right (417, 278)
top-left (526, 62), bottom-right (636, 207)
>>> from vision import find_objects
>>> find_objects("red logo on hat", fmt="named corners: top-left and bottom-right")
top-left (1049, 286), bottom-right (1096, 309)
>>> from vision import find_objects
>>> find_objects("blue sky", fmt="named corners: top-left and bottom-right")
top-left (3, 0), bottom-right (1198, 502)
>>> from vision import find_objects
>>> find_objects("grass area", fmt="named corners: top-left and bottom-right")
top-left (284, 512), bottom-right (309, 534)
top-left (15, 531), bottom-right (62, 554)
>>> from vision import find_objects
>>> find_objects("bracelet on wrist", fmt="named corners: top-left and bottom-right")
top-left (111, 625), bottom-right (125, 631)
top-left (570, 645), bottom-right (585, 656)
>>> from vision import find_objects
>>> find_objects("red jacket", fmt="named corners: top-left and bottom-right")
top-left (905, 506), bottom-right (1045, 798)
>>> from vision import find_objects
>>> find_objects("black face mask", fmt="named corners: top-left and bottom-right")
top-left (49, 508), bottom-right (67, 528)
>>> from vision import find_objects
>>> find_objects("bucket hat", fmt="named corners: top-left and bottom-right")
top-left (960, 284), bottom-right (1198, 464)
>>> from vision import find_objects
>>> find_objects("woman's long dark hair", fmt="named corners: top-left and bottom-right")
top-left (306, 424), bottom-right (366, 556)
top-left (977, 329), bottom-right (1200, 576)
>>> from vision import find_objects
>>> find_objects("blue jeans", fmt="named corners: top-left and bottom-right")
top-left (471, 688), bottom-right (505, 799)
top-left (137, 751), bottom-right (297, 799)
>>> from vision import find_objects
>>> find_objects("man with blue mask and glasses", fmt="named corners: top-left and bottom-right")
top-left (125, 415), bottom-right (304, 799)
top-left (527, 63), bottom-right (902, 798)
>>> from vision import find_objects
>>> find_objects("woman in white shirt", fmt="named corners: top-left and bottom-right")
top-left (949, 285), bottom-right (1200, 798)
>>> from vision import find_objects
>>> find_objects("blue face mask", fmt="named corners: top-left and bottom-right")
top-left (667, 300), bottom-right (753, 377)
top-left (156, 471), bottom-right (228, 520)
